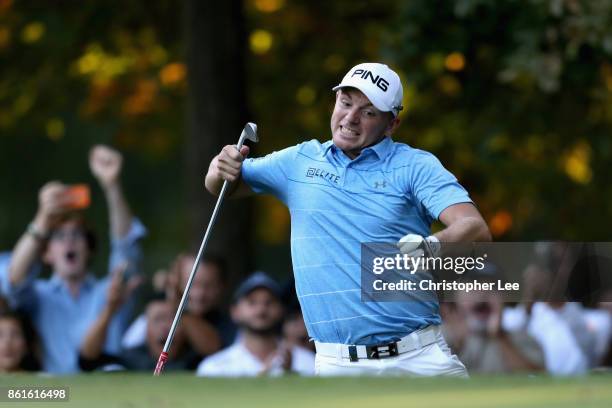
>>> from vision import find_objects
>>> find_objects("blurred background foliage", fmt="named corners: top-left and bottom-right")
top-left (1, 0), bottom-right (611, 281)
top-left (388, 0), bottom-right (612, 241)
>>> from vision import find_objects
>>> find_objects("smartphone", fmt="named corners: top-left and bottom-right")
top-left (64, 184), bottom-right (91, 210)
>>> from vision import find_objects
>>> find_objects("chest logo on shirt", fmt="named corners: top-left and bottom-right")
top-left (306, 167), bottom-right (340, 184)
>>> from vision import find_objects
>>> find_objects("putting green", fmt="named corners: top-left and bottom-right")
top-left (1, 374), bottom-right (611, 408)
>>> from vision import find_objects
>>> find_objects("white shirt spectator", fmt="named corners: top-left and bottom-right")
top-left (122, 314), bottom-right (147, 349)
top-left (196, 342), bottom-right (314, 377)
top-left (583, 308), bottom-right (612, 365)
top-left (503, 303), bottom-right (590, 375)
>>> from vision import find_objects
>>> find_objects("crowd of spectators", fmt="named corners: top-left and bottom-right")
top-left (0, 145), bottom-right (611, 376)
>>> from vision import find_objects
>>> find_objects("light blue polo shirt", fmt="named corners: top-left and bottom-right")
top-left (242, 137), bottom-right (472, 345)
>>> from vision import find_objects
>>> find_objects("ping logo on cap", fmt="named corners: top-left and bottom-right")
top-left (350, 69), bottom-right (390, 92)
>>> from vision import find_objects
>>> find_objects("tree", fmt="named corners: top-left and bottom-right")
top-left (183, 0), bottom-right (253, 278)
top-left (387, 0), bottom-right (612, 239)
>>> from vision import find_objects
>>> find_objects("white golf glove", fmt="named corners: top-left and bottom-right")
top-left (397, 234), bottom-right (441, 257)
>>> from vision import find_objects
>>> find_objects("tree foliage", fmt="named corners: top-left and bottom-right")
top-left (0, 0), bottom-right (187, 271)
top-left (1, 0), bottom-right (611, 279)
top-left (387, 0), bottom-right (612, 239)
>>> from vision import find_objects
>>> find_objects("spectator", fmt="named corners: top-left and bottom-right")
top-left (0, 295), bottom-right (8, 314)
top-left (444, 289), bottom-right (544, 374)
top-left (283, 309), bottom-right (314, 353)
top-left (196, 272), bottom-right (314, 377)
top-left (0, 145), bottom-right (146, 374)
top-left (280, 275), bottom-right (314, 352)
top-left (0, 311), bottom-right (41, 373)
top-left (503, 302), bottom-right (592, 375)
top-left (594, 288), bottom-right (612, 368)
top-left (79, 291), bottom-right (200, 372)
top-left (502, 260), bottom-right (597, 375)
top-left (442, 264), bottom-right (544, 374)
top-left (0, 252), bottom-right (11, 301)
top-left (122, 254), bottom-right (234, 355)
top-left (0, 253), bottom-right (10, 320)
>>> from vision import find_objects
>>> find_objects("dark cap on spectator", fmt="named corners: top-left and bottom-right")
top-left (234, 271), bottom-right (282, 302)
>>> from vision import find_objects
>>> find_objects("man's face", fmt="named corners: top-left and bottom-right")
top-left (146, 300), bottom-right (184, 356)
top-left (0, 318), bottom-right (27, 372)
top-left (283, 312), bottom-right (313, 351)
top-left (456, 290), bottom-right (500, 333)
top-left (231, 288), bottom-right (284, 335)
top-left (330, 88), bottom-right (399, 159)
top-left (180, 259), bottom-right (224, 316)
top-left (43, 220), bottom-right (90, 281)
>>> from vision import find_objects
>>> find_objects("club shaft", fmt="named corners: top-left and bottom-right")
top-left (154, 137), bottom-right (248, 376)
top-left (161, 180), bottom-right (230, 351)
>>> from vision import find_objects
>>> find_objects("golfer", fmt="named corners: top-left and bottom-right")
top-left (205, 62), bottom-right (491, 376)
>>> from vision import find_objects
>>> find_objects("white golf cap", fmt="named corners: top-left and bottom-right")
top-left (332, 62), bottom-right (404, 117)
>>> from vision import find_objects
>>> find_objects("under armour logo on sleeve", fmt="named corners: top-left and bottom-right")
top-left (374, 181), bottom-right (387, 188)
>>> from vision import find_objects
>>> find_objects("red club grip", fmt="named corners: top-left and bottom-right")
top-left (153, 351), bottom-right (169, 376)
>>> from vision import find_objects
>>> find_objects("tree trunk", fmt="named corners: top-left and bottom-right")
top-left (183, 0), bottom-right (252, 282)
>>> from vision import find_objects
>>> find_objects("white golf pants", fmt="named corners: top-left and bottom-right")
top-left (314, 328), bottom-right (468, 377)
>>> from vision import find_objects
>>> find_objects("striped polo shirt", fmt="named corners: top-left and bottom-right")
top-left (242, 136), bottom-right (472, 345)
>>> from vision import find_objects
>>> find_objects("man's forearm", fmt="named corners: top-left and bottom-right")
top-left (8, 215), bottom-right (49, 286)
top-left (496, 332), bottom-right (543, 372)
top-left (80, 308), bottom-right (113, 360)
top-left (205, 164), bottom-right (245, 198)
top-left (182, 314), bottom-right (222, 355)
top-left (204, 164), bottom-right (225, 196)
top-left (103, 183), bottom-right (132, 240)
top-left (434, 216), bottom-right (492, 243)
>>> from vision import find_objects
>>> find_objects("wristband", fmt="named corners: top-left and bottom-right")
top-left (26, 223), bottom-right (49, 241)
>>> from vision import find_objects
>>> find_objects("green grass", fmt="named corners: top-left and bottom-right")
top-left (2, 374), bottom-right (612, 408)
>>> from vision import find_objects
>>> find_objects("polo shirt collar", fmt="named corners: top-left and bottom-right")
top-left (49, 273), bottom-right (96, 292)
top-left (324, 136), bottom-right (393, 162)
top-left (49, 274), bottom-right (63, 291)
top-left (363, 136), bottom-right (393, 160)
top-left (323, 140), bottom-right (336, 157)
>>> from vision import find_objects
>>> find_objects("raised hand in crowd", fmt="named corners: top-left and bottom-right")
top-left (89, 145), bottom-right (132, 239)
top-left (80, 263), bottom-right (142, 361)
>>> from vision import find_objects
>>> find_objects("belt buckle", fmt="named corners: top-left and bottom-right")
top-left (366, 342), bottom-right (399, 359)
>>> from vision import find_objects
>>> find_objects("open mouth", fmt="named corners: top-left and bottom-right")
top-left (65, 250), bottom-right (77, 263)
top-left (473, 302), bottom-right (491, 317)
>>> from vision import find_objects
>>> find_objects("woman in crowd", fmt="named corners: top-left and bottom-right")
top-left (0, 311), bottom-right (41, 373)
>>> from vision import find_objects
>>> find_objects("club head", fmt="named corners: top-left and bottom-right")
top-left (243, 122), bottom-right (258, 143)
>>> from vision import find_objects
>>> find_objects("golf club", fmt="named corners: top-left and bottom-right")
top-left (154, 122), bottom-right (258, 376)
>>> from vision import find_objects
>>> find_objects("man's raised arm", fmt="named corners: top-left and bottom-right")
top-left (89, 145), bottom-right (132, 240)
top-left (7, 182), bottom-right (67, 286)
top-left (89, 145), bottom-right (146, 279)
top-left (205, 145), bottom-right (253, 198)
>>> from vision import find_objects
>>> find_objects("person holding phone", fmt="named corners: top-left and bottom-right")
top-left (0, 145), bottom-right (146, 374)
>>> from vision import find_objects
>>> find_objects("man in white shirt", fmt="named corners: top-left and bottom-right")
top-left (502, 302), bottom-right (602, 375)
top-left (196, 272), bottom-right (314, 377)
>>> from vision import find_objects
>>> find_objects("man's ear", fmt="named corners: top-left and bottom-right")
top-left (385, 116), bottom-right (401, 135)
